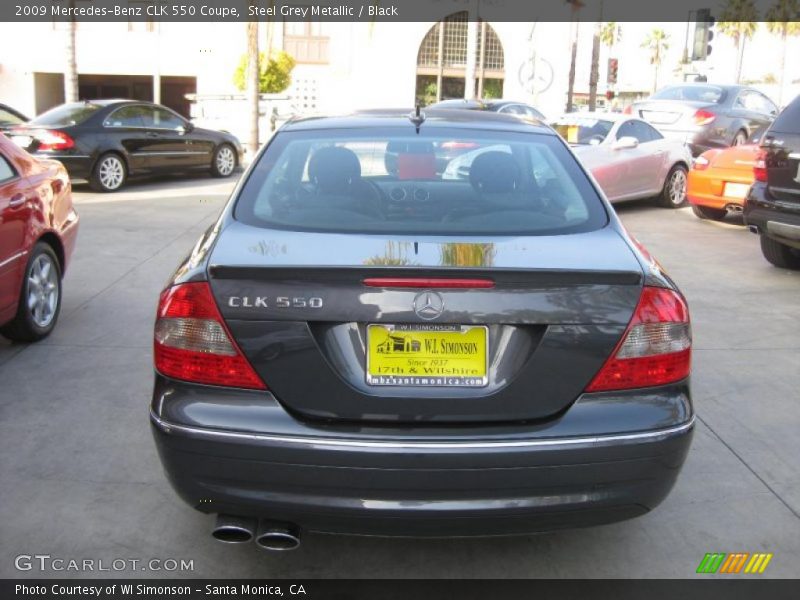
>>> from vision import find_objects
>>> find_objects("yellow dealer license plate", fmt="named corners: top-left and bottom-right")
top-left (366, 324), bottom-right (488, 387)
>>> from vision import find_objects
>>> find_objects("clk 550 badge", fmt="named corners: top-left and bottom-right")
top-left (227, 296), bottom-right (323, 308)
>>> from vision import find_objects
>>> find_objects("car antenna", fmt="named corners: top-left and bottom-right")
top-left (408, 104), bottom-right (425, 132)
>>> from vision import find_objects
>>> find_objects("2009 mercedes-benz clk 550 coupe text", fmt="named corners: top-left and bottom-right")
top-left (150, 109), bottom-right (694, 550)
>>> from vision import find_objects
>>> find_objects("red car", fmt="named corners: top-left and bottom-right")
top-left (0, 134), bottom-right (79, 341)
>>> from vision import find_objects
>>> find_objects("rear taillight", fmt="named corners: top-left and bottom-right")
top-left (753, 149), bottom-right (768, 182)
top-left (693, 155), bottom-right (710, 171)
top-left (586, 286), bottom-right (691, 392)
top-left (693, 109), bottom-right (716, 126)
top-left (35, 130), bottom-right (75, 151)
top-left (154, 282), bottom-right (266, 390)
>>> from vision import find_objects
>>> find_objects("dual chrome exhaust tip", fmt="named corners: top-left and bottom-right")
top-left (212, 514), bottom-right (301, 551)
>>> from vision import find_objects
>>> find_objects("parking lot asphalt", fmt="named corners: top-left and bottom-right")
top-left (1, 174), bottom-right (799, 579)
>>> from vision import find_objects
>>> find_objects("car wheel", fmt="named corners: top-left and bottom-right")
top-left (0, 243), bottom-right (62, 343)
top-left (90, 153), bottom-right (127, 192)
top-left (211, 144), bottom-right (237, 177)
top-left (658, 164), bottom-right (688, 208)
top-left (732, 130), bottom-right (747, 146)
top-left (759, 235), bottom-right (800, 269)
top-left (692, 205), bottom-right (727, 220)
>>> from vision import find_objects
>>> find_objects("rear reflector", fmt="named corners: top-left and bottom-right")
top-left (363, 277), bottom-right (495, 289)
top-left (585, 286), bottom-right (691, 392)
top-left (154, 282), bottom-right (266, 390)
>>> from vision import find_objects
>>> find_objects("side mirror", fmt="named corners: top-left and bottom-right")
top-left (612, 136), bottom-right (639, 150)
top-left (177, 122), bottom-right (194, 134)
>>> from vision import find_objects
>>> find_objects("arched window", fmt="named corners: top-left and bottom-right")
top-left (415, 12), bottom-right (505, 104)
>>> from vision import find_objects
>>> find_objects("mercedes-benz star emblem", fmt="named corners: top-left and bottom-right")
top-left (413, 291), bottom-right (444, 320)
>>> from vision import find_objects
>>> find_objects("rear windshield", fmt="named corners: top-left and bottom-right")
top-left (651, 85), bottom-right (725, 104)
top-left (552, 116), bottom-right (614, 145)
top-left (0, 107), bottom-right (25, 127)
top-left (234, 128), bottom-right (608, 235)
top-left (770, 96), bottom-right (800, 134)
top-left (29, 102), bottom-right (101, 127)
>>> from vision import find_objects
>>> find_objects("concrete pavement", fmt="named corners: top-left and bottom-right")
top-left (1, 175), bottom-right (798, 578)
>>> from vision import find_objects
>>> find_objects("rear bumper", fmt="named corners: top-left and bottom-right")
top-left (33, 153), bottom-right (93, 180)
top-left (687, 169), bottom-right (752, 209)
top-left (745, 182), bottom-right (800, 249)
top-left (150, 376), bottom-right (694, 537)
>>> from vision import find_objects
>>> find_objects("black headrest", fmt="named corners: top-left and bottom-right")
top-left (469, 151), bottom-right (521, 193)
top-left (308, 146), bottom-right (361, 193)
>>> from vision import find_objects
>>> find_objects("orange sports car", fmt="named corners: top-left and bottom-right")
top-left (686, 128), bottom-right (764, 220)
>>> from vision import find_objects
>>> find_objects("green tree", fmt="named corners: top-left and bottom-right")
top-left (600, 21), bottom-right (622, 51)
top-left (641, 29), bottom-right (670, 93)
top-left (765, 0), bottom-right (800, 105)
top-left (718, 0), bottom-right (759, 83)
top-left (234, 51), bottom-right (296, 94)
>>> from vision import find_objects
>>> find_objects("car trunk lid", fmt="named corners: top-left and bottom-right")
top-left (709, 145), bottom-right (759, 172)
top-left (207, 221), bottom-right (644, 424)
top-left (633, 100), bottom-right (716, 128)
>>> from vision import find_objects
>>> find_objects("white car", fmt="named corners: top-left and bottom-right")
top-left (552, 112), bottom-right (693, 207)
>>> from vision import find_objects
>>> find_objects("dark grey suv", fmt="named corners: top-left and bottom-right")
top-left (150, 109), bottom-right (694, 550)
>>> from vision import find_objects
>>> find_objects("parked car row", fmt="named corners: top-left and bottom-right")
top-left (1, 86), bottom-right (796, 349)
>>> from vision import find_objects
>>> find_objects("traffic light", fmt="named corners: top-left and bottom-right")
top-left (605, 90), bottom-right (615, 101)
top-left (607, 58), bottom-right (618, 85)
top-left (692, 9), bottom-right (715, 61)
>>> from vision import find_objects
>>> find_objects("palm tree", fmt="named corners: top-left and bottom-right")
top-left (246, 2), bottom-right (260, 156)
top-left (718, 0), bottom-right (759, 83)
top-left (765, 0), bottom-right (800, 105)
top-left (64, 1), bottom-right (78, 103)
top-left (641, 29), bottom-right (670, 93)
top-left (588, 1), bottom-right (605, 111)
top-left (565, 0), bottom-right (585, 112)
top-left (600, 21), bottom-right (622, 52)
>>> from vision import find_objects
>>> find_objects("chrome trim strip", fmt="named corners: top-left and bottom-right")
top-left (769, 186), bottom-right (800, 196)
top-left (131, 151), bottom-right (210, 156)
top-left (0, 250), bottom-right (27, 269)
top-left (150, 411), bottom-right (695, 449)
top-left (35, 154), bottom-right (90, 159)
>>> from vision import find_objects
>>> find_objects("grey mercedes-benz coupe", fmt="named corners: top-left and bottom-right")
top-left (150, 109), bottom-right (694, 551)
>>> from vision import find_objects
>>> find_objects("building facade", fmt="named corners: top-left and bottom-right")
top-left (1, 2), bottom-right (798, 122)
